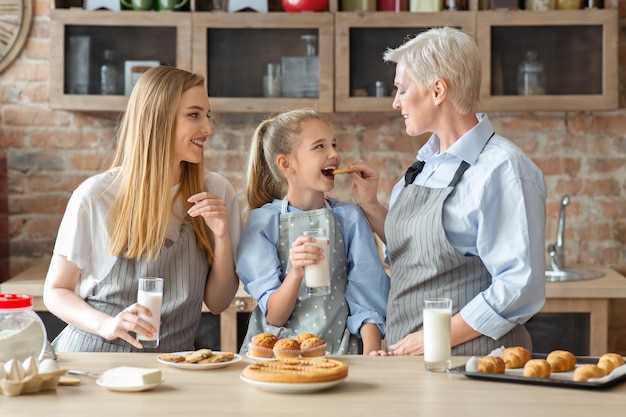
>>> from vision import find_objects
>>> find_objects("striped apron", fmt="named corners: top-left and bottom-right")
top-left (384, 157), bottom-right (531, 356)
top-left (53, 223), bottom-right (210, 353)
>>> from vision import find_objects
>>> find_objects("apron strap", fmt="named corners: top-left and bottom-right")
top-left (447, 161), bottom-right (470, 187)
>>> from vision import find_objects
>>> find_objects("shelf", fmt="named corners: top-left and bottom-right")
top-left (191, 12), bottom-right (334, 113)
top-left (477, 9), bottom-right (618, 112)
top-left (334, 11), bottom-right (477, 112)
top-left (49, 10), bottom-right (192, 112)
top-left (48, 8), bottom-right (618, 113)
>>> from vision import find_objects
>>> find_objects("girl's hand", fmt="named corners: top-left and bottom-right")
top-left (369, 350), bottom-right (395, 357)
top-left (288, 236), bottom-right (324, 278)
top-left (388, 331), bottom-right (424, 356)
top-left (187, 192), bottom-right (229, 239)
top-left (100, 303), bottom-right (156, 350)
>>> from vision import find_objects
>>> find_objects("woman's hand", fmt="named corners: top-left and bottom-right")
top-left (99, 303), bottom-right (157, 350)
top-left (348, 160), bottom-right (381, 208)
top-left (187, 192), bottom-right (229, 238)
top-left (388, 331), bottom-right (424, 356)
top-left (287, 236), bottom-right (324, 279)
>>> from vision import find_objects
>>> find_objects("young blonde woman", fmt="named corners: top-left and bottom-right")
top-left (43, 66), bottom-right (241, 352)
top-left (237, 109), bottom-right (389, 355)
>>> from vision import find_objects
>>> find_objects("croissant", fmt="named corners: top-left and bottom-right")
top-left (546, 350), bottom-right (576, 372)
top-left (477, 356), bottom-right (505, 374)
top-left (503, 346), bottom-right (531, 369)
top-left (597, 353), bottom-right (625, 375)
top-left (522, 359), bottom-right (551, 378)
top-left (573, 364), bottom-right (606, 382)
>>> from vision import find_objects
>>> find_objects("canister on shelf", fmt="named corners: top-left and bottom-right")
top-left (342, 0), bottom-right (376, 10)
top-left (517, 50), bottom-right (546, 96)
top-left (409, 0), bottom-right (443, 11)
top-left (555, 0), bottom-right (581, 8)
top-left (525, 0), bottom-right (554, 9)
top-left (374, 81), bottom-right (386, 97)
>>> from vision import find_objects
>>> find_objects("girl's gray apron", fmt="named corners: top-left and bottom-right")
top-left (385, 150), bottom-right (532, 355)
top-left (240, 199), bottom-right (359, 355)
top-left (53, 223), bottom-right (209, 353)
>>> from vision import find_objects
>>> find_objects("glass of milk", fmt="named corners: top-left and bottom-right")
top-left (137, 277), bottom-right (164, 349)
top-left (302, 228), bottom-right (331, 296)
top-left (423, 298), bottom-right (452, 372)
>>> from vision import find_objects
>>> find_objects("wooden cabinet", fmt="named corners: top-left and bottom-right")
top-left (335, 11), bottom-right (476, 112)
top-left (49, 10), bottom-right (191, 111)
top-left (191, 12), bottom-right (334, 113)
top-left (477, 10), bottom-right (618, 112)
top-left (49, 8), bottom-right (618, 113)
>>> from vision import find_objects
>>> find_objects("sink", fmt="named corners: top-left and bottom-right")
top-left (545, 266), bottom-right (604, 282)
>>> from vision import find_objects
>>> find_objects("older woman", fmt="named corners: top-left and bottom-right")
top-left (349, 27), bottom-right (546, 356)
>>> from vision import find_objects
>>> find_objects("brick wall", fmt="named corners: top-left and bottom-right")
top-left (1, 1), bottom-right (625, 351)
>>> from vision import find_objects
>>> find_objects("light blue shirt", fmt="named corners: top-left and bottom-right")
top-left (236, 198), bottom-right (389, 337)
top-left (388, 114), bottom-right (547, 340)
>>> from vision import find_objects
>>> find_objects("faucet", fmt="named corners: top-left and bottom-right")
top-left (547, 195), bottom-right (570, 271)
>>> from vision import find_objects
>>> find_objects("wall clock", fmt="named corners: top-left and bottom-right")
top-left (0, 0), bottom-right (33, 73)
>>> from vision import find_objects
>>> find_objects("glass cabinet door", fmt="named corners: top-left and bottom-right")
top-left (334, 11), bottom-right (476, 112)
top-left (477, 10), bottom-right (618, 112)
top-left (50, 10), bottom-right (191, 112)
top-left (192, 12), bottom-right (334, 113)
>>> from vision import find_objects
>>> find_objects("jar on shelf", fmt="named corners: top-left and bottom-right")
top-left (0, 294), bottom-right (47, 362)
top-left (100, 49), bottom-right (120, 95)
top-left (342, 0), bottom-right (376, 10)
top-left (409, 0), bottom-right (443, 11)
top-left (555, 0), bottom-right (581, 8)
top-left (525, 0), bottom-right (554, 9)
top-left (517, 50), bottom-right (546, 96)
top-left (377, 0), bottom-right (409, 10)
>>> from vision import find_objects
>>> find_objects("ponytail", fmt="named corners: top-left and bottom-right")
top-left (246, 120), bottom-right (285, 210)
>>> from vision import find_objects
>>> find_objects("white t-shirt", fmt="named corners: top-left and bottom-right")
top-left (53, 167), bottom-right (241, 298)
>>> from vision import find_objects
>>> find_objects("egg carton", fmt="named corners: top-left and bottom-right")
top-left (0, 369), bottom-right (67, 396)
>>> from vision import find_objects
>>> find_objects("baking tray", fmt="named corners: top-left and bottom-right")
top-left (448, 354), bottom-right (626, 390)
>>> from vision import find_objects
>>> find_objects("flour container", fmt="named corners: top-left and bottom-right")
top-left (0, 294), bottom-right (47, 362)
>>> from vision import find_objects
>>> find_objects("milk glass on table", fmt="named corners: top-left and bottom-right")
top-left (137, 277), bottom-right (164, 349)
top-left (302, 228), bottom-right (331, 296)
top-left (423, 298), bottom-right (452, 372)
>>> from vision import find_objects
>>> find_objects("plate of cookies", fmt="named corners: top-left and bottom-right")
top-left (448, 346), bottom-right (626, 390)
top-left (246, 332), bottom-right (329, 362)
top-left (240, 357), bottom-right (348, 393)
top-left (157, 349), bottom-right (242, 370)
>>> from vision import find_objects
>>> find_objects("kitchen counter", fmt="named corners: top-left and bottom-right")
top-left (0, 260), bottom-right (256, 353)
top-left (1, 353), bottom-right (624, 417)
top-left (2, 262), bottom-right (625, 355)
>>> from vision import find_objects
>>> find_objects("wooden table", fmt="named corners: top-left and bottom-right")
top-left (1, 353), bottom-right (624, 416)
top-left (2, 263), bottom-right (625, 355)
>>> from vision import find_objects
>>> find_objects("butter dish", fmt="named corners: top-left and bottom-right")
top-left (97, 367), bottom-right (164, 392)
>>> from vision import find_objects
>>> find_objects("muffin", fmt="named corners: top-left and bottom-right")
top-left (295, 332), bottom-right (318, 344)
top-left (249, 332), bottom-right (278, 358)
top-left (273, 338), bottom-right (301, 359)
top-left (300, 336), bottom-right (327, 357)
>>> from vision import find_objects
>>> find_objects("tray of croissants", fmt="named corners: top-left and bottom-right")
top-left (448, 346), bottom-right (626, 389)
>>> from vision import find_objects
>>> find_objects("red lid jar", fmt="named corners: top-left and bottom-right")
top-left (0, 294), bottom-right (48, 362)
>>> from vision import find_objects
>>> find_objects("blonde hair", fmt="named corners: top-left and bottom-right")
top-left (108, 66), bottom-right (215, 263)
top-left (246, 108), bottom-right (327, 210)
top-left (383, 26), bottom-right (481, 115)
